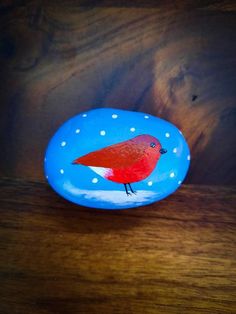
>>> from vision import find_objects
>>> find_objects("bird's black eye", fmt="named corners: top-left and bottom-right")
top-left (150, 142), bottom-right (156, 148)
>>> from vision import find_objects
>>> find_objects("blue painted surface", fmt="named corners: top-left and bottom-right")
top-left (44, 108), bottom-right (190, 209)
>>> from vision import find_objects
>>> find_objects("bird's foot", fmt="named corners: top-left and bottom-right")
top-left (126, 192), bottom-right (132, 196)
top-left (132, 191), bottom-right (137, 195)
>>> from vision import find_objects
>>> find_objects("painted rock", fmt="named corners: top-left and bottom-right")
top-left (44, 108), bottom-right (190, 209)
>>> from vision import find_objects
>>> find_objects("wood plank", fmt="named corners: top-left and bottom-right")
top-left (0, 1), bottom-right (236, 184)
top-left (0, 177), bottom-right (236, 313)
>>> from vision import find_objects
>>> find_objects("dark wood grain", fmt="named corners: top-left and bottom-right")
top-left (0, 1), bottom-right (236, 184)
top-left (0, 177), bottom-right (236, 314)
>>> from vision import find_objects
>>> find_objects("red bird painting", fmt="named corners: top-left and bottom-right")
top-left (72, 134), bottom-right (167, 195)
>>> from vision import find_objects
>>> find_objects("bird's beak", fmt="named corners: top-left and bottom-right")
top-left (160, 148), bottom-right (167, 154)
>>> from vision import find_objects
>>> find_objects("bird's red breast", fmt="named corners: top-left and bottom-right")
top-left (73, 134), bottom-right (164, 183)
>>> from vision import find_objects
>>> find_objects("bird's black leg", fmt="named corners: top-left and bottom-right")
top-left (128, 183), bottom-right (136, 194)
top-left (124, 184), bottom-right (132, 196)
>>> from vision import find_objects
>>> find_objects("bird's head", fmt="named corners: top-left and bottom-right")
top-left (132, 134), bottom-right (167, 159)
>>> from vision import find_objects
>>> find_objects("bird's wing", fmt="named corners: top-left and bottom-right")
top-left (72, 141), bottom-right (145, 168)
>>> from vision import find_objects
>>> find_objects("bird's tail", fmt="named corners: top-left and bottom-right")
top-left (72, 158), bottom-right (81, 165)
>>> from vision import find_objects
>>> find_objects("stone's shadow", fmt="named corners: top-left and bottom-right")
top-left (44, 185), bottom-right (151, 235)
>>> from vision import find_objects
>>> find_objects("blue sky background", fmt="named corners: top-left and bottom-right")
top-left (44, 108), bottom-right (190, 209)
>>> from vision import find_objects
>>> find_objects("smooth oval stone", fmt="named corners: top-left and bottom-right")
top-left (44, 108), bottom-right (190, 209)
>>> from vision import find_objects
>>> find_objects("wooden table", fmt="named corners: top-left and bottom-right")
top-left (0, 177), bottom-right (235, 314)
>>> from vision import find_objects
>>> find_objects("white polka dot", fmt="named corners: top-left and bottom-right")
top-left (170, 172), bottom-right (175, 178)
top-left (144, 115), bottom-right (149, 119)
top-left (46, 175), bottom-right (48, 179)
top-left (179, 130), bottom-right (183, 134)
top-left (112, 114), bottom-right (118, 119)
top-left (92, 178), bottom-right (98, 183)
top-left (130, 127), bottom-right (135, 132)
top-left (75, 129), bottom-right (80, 134)
top-left (61, 141), bottom-right (66, 147)
top-left (82, 114), bottom-right (87, 117)
top-left (60, 169), bottom-right (64, 174)
top-left (165, 132), bottom-right (170, 138)
top-left (178, 180), bottom-right (182, 185)
top-left (173, 148), bottom-right (177, 153)
top-left (100, 130), bottom-right (106, 136)
top-left (44, 157), bottom-right (47, 162)
top-left (147, 181), bottom-right (153, 186)
top-left (187, 155), bottom-right (191, 160)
